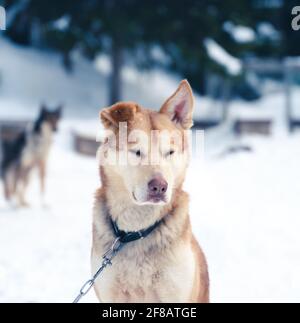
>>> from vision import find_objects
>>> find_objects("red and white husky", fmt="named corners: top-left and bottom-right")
top-left (92, 80), bottom-right (209, 303)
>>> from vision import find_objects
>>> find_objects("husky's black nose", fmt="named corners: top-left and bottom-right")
top-left (148, 177), bottom-right (168, 196)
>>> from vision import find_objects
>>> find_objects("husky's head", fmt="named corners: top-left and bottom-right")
top-left (35, 104), bottom-right (63, 133)
top-left (99, 80), bottom-right (194, 208)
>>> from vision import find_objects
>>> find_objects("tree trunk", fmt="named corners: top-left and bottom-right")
top-left (109, 39), bottom-right (123, 105)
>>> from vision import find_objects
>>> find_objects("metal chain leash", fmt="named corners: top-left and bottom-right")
top-left (73, 237), bottom-right (123, 303)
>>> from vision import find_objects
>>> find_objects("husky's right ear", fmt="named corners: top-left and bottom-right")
top-left (160, 80), bottom-right (194, 129)
top-left (100, 102), bottom-right (140, 129)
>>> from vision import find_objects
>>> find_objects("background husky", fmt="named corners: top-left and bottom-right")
top-left (1, 105), bottom-right (62, 207)
top-left (92, 80), bottom-right (209, 303)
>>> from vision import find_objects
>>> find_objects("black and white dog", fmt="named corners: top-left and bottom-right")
top-left (1, 105), bottom-right (62, 207)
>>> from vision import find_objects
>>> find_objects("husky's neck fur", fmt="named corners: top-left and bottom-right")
top-left (31, 119), bottom-right (53, 140)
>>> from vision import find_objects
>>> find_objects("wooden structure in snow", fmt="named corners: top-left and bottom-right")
top-left (244, 58), bottom-right (300, 133)
top-left (73, 132), bottom-right (100, 157)
top-left (233, 119), bottom-right (272, 136)
top-left (193, 119), bottom-right (220, 130)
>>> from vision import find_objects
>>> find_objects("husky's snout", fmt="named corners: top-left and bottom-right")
top-left (147, 175), bottom-right (168, 203)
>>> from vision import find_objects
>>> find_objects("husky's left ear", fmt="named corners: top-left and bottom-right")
top-left (100, 102), bottom-right (140, 129)
top-left (160, 80), bottom-right (194, 129)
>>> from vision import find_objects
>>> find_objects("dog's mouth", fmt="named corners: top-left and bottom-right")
top-left (132, 191), bottom-right (167, 205)
top-left (147, 195), bottom-right (167, 204)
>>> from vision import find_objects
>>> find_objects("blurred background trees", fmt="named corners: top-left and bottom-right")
top-left (1, 0), bottom-right (299, 104)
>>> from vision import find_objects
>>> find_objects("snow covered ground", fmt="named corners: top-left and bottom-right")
top-left (191, 133), bottom-right (300, 303)
top-left (0, 129), bottom-right (99, 303)
top-left (0, 124), bottom-right (300, 303)
top-left (0, 36), bottom-right (300, 303)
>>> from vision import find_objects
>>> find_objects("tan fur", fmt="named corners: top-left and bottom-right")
top-left (101, 102), bottom-right (141, 129)
top-left (92, 80), bottom-right (209, 303)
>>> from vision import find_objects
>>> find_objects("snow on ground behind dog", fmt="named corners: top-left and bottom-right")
top-left (0, 125), bottom-right (100, 302)
top-left (1, 36), bottom-right (300, 303)
top-left (189, 134), bottom-right (300, 303)
top-left (0, 125), bottom-right (300, 303)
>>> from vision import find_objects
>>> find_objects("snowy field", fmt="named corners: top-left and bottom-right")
top-left (0, 126), bottom-right (300, 303)
top-left (0, 37), bottom-right (300, 303)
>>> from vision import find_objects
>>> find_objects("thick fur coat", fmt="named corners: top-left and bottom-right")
top-left (92, 80), bottom-right (209, 303)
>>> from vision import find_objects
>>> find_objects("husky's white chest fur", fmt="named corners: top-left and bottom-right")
top-left (92, 200), bottom-right (196, 303)
top-left (92, 189), bottom-right (200, 303)
top-left (92, 243), bottom-right (195, 303)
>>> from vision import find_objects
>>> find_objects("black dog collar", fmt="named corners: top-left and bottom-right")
top-left (111, 219), bottom-right (162, 244)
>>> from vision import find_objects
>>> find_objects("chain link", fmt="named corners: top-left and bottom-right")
top-left (73, 237), bottom-right (123, 303)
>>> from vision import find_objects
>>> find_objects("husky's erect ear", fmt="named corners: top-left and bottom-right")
top-left (160, 80), bottom-right (194, 129)
top-left (100, 102), bottom-right (140, 129)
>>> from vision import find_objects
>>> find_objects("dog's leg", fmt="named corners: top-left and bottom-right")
top-left (38, 159), bottom-right (46, 196)
top-left (17, 168), bottom-right (31, 208)
top-left (3, 166), bottom-right (16, 201)
top-left (38, 159), bottom-right (48, 208)
top-left (3, 173), bottom-right (11, 201)
top-left (3, 166), bottom-right (19, 208)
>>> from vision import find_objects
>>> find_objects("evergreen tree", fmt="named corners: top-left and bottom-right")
top-left (2, 0), bottom-right (298, 103)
